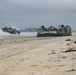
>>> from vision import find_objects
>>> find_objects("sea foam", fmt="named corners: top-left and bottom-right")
top-left (0, 29), bottom-right (37, 39)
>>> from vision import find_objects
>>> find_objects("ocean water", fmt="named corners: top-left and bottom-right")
top-left (0, 29), bottom-right (37, 39)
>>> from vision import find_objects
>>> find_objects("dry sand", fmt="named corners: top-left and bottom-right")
top-left (0, 32), bottom-right (76, 75)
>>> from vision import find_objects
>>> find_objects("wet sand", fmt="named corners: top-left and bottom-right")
top-left (0, 32), bottom-right (76, 75)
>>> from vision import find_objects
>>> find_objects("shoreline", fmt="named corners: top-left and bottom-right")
top-left (0, 32), bottom-right (76, 75)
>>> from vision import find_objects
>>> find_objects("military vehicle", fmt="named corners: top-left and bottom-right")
top-left (37, 25), bottom-right (72, 37)
top-left (2, 27), bottom-right (21, 34)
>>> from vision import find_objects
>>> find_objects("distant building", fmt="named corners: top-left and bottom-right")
top-left (21, 28), bottom-right (38, 32)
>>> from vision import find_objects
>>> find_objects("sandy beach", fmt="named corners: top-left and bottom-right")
top-left (0, 32), bottom-right (76, 75)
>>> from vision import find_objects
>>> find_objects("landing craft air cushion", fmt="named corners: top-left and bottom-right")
top-left (37, 25), bottom-right (72, 37)
top-left (2, 27), bottom-right (21, 34)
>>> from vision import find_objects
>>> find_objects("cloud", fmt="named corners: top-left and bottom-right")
top-left (0, 0), bottom-right (76, 29)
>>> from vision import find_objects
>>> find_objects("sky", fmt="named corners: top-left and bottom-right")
top-left (0, 0), bottom-right (76, 30)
